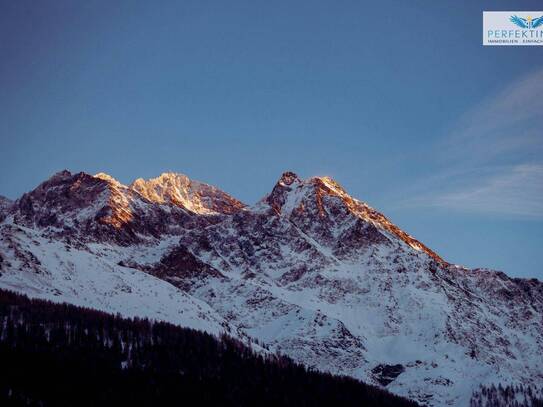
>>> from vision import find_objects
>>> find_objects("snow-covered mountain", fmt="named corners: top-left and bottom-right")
top-left (0, 170), bottom-right (541, 406)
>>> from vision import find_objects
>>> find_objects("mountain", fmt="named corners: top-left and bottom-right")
top-left (0, 288), bottom-right (418, 407)
top-left (0, 170), bottom-right (541, 406)
top-left (11, 170), bottom-right (242, 245)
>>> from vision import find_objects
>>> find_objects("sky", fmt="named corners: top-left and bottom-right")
top-left (1, 0), bottom-right (542, 279)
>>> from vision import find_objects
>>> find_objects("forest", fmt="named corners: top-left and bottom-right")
top-left (0, 288), bottom-right (418, 406)
top-left (470, 383), bottom-right (543, 407)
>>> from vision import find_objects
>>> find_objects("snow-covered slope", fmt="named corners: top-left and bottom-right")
top-left (0, 221), bottom-right (230, 335)
top-left (0, 170), bottom-right (541, 406)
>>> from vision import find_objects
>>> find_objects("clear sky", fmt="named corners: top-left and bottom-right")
top-left (1, 0), bottom-right (542, 279)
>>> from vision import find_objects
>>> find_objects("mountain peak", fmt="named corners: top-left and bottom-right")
top-left (309, 176), bottom-right (348, 196)
top-left (49, 169), bottom-right (73, 181)
top-left (266, 172), bottom-right (349, 215)
top-left (157, 172), bottom-right (190, 181)
top-left (131, 172), bottom-right (191, 188)
top-left (94, 172), bottom-right (122, 186)
top-left (264, 172), bottom-right (446, 264)
top-left (265, 172), bottom-right (304, 214)
top-left (277, 171), bottom-right (302, 186)
top-left (130, 173), bottom-right (245, 215)
top-left (274, 172), bottom-right (349, 199)
top-left (131, 172), bottom-right (189, 190)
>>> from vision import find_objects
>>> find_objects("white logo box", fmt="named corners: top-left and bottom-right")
top-left (483, 11), bottom-right (543, 46)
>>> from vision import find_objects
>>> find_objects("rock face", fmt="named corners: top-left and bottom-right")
top-left (11, 170), bottom-right (243, 245)
top-left (130, 172), bottom-right (245, 215)
top-left (373, 364), bottom-right (407, 386)
top-left (0, 170), bottom-right (542, 406)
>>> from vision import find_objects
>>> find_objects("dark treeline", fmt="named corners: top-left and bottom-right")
top-left (0, 289), bottom-right (417, 406)
top-left (470, 383), bottom-right (543, 407)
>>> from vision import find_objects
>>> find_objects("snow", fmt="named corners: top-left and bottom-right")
top-left (0, 223), bottom-right (227, 335)
top-left (1, 170), bottom-right (541, 407)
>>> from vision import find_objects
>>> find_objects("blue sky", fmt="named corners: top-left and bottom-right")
top-left (1, 0), bottom-right (542, 278)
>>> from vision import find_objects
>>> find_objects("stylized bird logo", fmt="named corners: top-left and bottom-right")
top-left (510, 15), bottom-right (543, 29)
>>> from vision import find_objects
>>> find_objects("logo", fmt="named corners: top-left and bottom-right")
top-left (483, 11), bottom-right (543, 46)
top-left (510, 15), bottom-right (543, 29)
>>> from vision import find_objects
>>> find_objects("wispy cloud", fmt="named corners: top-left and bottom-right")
top-left (443, 68), bottom-right (543, 163)
top-left (404, 69), bottom-right (543, 218)
top-left (431, 164), bottom-right (543, 218)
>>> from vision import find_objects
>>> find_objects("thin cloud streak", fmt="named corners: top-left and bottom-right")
top-left (442, 68), bottom-right (543, 163)
top-left (432, 164), bottom-right (543, 218)
top-left (402, 69), bottom-right (543, 218)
